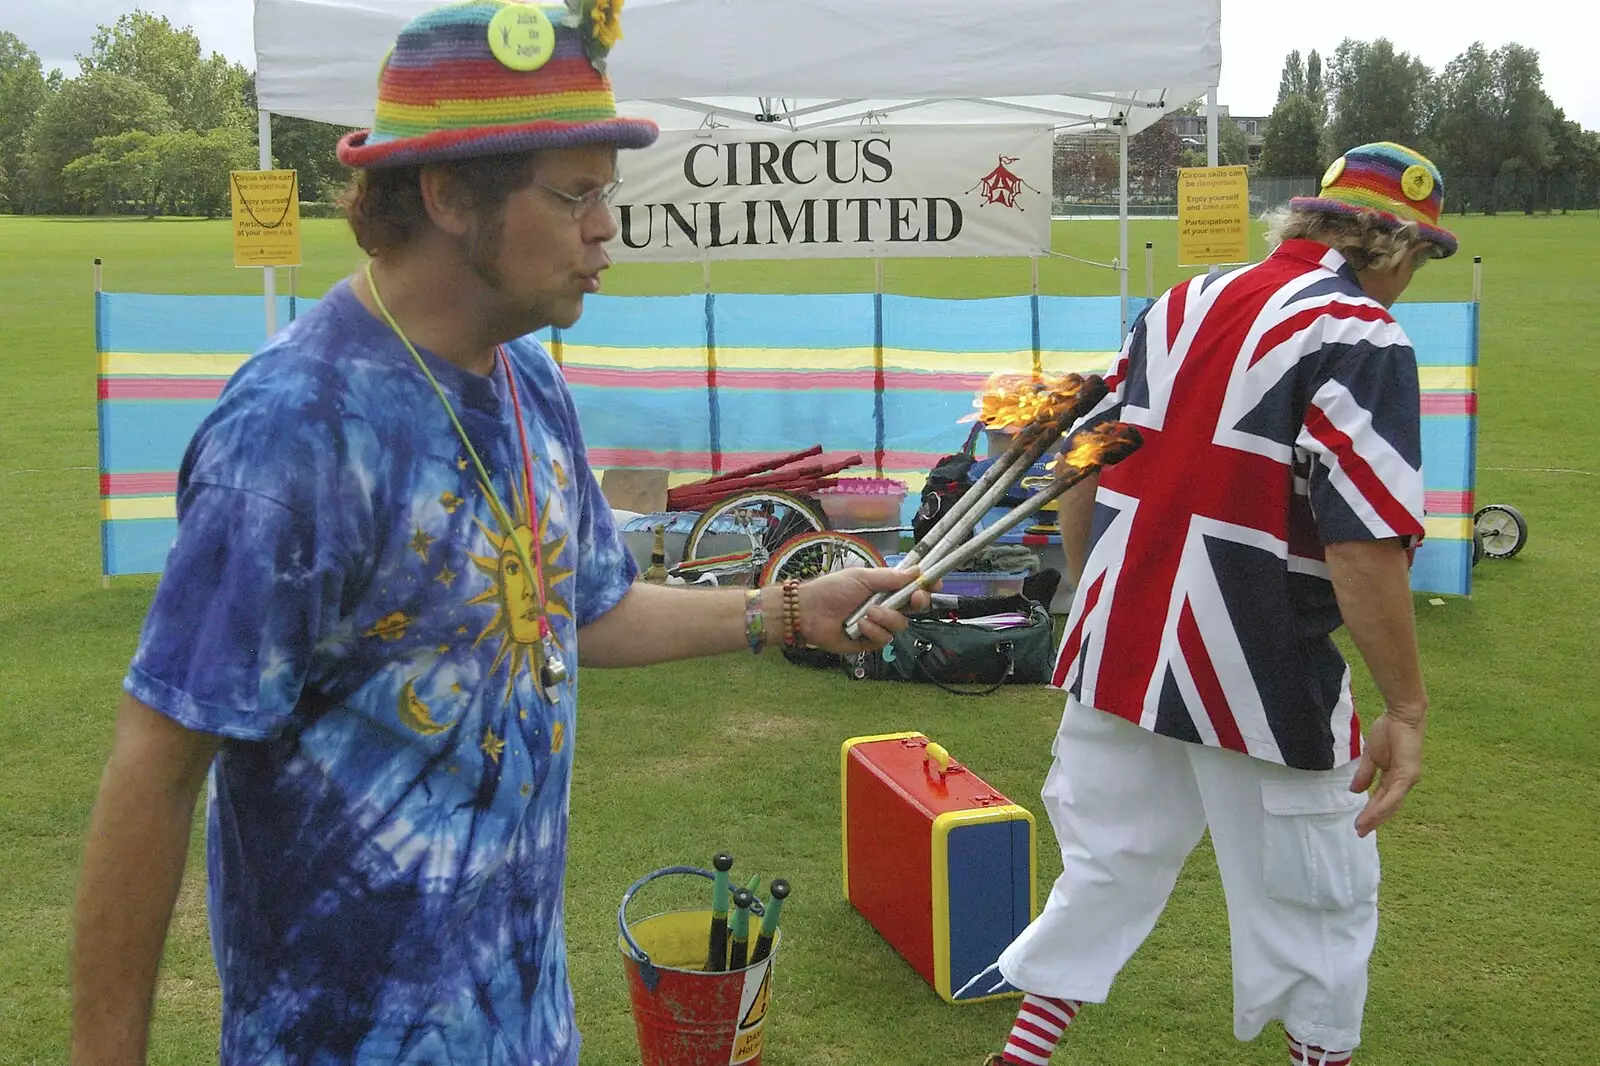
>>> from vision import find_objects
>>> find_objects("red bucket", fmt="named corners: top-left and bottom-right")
top-left (618, 866), bottom-right (780, 1066)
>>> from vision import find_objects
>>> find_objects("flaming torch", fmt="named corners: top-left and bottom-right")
top-left (903, 375), bottom-right (1105, 573)
top-left (842, 373), bottom-right (1116, 640)
top-left (848, 422), bottom-right (1144, 630)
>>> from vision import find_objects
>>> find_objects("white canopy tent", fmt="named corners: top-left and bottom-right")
top-left (252, 0), bottom-right (1223, 329)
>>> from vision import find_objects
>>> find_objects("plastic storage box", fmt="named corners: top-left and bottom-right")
top-left (841, 732), bottom-right (1035, 1003)
top-left (884, 553), bottom-right (1030, 599)
top-left (814, 478), bottom-right (907, 528)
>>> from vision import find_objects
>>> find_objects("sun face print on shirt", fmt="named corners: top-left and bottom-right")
top-left (465, 474), bottom-right (575, 697)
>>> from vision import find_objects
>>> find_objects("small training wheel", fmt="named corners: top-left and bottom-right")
top-left (1473, 504), bottom-right (1527, 560)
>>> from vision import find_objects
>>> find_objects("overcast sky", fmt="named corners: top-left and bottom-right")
top-left (9, 0), bottom-right (1599, 129)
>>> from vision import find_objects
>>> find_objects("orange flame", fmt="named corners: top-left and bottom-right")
top-left (1047, 423), bottom-right (1141, 474)
top-left (960, 372), bottom-right (1087, 429)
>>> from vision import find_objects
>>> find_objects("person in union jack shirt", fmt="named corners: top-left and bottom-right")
top-left (984, 143), bottom-right (1455, 1066)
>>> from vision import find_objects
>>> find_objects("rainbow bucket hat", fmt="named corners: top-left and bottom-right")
top-left (338, 0), bottom-right (658, 169)
top-left (1289, 141), bottom-right (1458, 258)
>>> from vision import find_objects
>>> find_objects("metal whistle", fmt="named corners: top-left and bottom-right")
top-left (539, 640), bottom-right (569, 698)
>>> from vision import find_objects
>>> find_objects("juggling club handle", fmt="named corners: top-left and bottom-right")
top-left (728, 888), bottom-right (754, 970)
top-left (704, 851), bottom-right (734, 972)
top-left (749, 878), bottom-right (789, 964)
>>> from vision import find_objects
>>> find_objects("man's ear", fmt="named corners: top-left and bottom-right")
top-left (418, 165), bottom-right (473, 237)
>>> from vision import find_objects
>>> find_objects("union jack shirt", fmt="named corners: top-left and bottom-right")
top-left (1053, 239), bottom-right (1425, 770)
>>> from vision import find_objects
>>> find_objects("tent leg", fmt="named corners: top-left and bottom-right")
top-left (1207, 89), bottom-right (1222, 276)
top-left (259, 109), bottom-right (278, 339)
top-left (1118, 121), bottom-right (1129, 338)
top-left (1206, 88), bottom-right (1220, 167)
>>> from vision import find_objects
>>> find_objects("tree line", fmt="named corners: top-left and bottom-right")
top-left (3, 14), bottom-right (1596, 217)
top-left (1052, 38), bottom-right (1597, 215)
top-left (0, 11), bottom-right (348, 216)
top-left (1258, 39), bottom-right (1600, 214)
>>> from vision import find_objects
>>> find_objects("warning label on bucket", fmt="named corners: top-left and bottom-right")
top-left (730, 962), bottom-right (771, 1063)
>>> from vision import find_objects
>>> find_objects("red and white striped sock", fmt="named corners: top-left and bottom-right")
top-left (1288, 1033), bottom-right (1353, 1066)
top-left (1000, 994), bottom-right (1081, 1065)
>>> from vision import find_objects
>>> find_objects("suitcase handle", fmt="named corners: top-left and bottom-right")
top-left (924, 742), bottom-right (967, 784)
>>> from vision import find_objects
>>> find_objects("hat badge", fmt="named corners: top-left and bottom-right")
top-left (488, 3), bottom-right (556, 71)
top-left (1401, 164), bottom-right (1435, 202)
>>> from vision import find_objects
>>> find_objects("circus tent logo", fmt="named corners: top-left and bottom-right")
top-left (967, 155), bottom-right (1042, 209)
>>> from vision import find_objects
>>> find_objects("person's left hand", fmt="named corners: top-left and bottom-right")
top-left (795, 568), bottom-right (932, 654)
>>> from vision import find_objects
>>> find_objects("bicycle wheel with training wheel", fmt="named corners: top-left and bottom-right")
top-left (681, 489), bottom-right (826, 582)
top-left (1473, 504), bottom-right (1528, 560)
top-left (759, 530), bottom-right (887, 585)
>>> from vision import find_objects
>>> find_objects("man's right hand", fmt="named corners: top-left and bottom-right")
top-left (1350, 710), bottom-right (1425, 837)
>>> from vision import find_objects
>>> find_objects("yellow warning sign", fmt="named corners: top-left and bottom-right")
top-left (740, 968), bottom-right (770, 1030)
top-left (729, 965), bottom-right (771, 1064)
top-left (230, 169), bottom-right (302, 268)
top-left (731, 1027), bottom-right (765, 1064)
top-left (1176, 165), bottom-right (1250, 266)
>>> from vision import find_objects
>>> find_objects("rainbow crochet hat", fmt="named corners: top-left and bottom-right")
top-left (338, 0), bottom-right (658, 169)
top-left (1289, 141), bottom-right (1458, 258)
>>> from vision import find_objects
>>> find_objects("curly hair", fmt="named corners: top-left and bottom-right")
top-left (1263, 205), bottom-right (1436, 272)
top-left (339, 152), bottom-right (541, 259)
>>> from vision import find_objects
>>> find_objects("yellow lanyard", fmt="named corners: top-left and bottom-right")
top-left (363, 263), bottom-right (565, 688)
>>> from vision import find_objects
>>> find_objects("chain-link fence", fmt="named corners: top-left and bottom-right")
top-left (1055, 159), bottom-right (1600, 218)
top-left (1052, 159), bottom-right (1318, 217)
top-left (1440, 173), bottom-right (1600, 215)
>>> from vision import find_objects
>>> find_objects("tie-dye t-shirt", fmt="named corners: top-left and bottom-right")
top-left (125, 280), bottom-right (637, 1065)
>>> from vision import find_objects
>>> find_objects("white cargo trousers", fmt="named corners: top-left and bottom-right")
top-left (998, 699), bottom-right (1380, 1051)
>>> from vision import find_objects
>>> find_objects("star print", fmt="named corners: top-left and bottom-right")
top-left (436, 565), bottom-right (457, 589)
top-left (440, 491), bottom-right (464, 514)
top-left (437, 644), bottom-right (450, 654)
top-left (410, 527), bottom-right (436, 562)
top-left (520, 783), bottom-right (532, 797)
top-left (457, 456), bottom-right (469, 471)
top-left (450, 682), bottom-right (463, 694)
top-left (456, 625), bottom-right (469, 636)
top-left (481, 728), bottom-right (506, 764)
top-left (518, 708), bottom-right (528, 721)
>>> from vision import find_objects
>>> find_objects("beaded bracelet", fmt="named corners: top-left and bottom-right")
top-left (743, 588), bottom-right (766, 655)
top-left (781, 579), bottom-right (802, 648)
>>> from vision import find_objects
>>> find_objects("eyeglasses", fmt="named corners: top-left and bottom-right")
top-left (528, 176), bottom-right (623, 220)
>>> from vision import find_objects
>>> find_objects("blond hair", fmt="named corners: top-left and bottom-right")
top-left (1263, 205), bottom-right (1435, 272)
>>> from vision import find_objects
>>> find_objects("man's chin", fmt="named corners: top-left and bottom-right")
top-left (547, 297), bottom-right (586, 331)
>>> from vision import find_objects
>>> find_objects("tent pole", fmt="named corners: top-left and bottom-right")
top-left (1206, 88), bottom-right (1219, 167)
top-left (259, 109), bottom-right (278, 339)
top-left (1206, 89), bottom-right (1221, 277)
top-left (1118, 120), bottom-right (1129, 338)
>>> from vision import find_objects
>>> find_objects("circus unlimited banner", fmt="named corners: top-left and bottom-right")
top-left (609, 125), bottom-right (1053, 262)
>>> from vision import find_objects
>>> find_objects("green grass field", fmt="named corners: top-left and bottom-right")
top-left (1, 212), bottom-right (1597, 1065)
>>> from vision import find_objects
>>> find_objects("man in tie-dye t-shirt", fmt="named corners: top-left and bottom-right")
top-left (69, 5), bottom-right (926, 1064)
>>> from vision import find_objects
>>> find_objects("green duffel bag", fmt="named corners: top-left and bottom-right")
top-left (843, 594), bottom-right (1055, 696)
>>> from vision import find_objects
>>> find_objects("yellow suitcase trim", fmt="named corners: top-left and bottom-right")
top-left (839, 732), bottom-right (926, 900)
